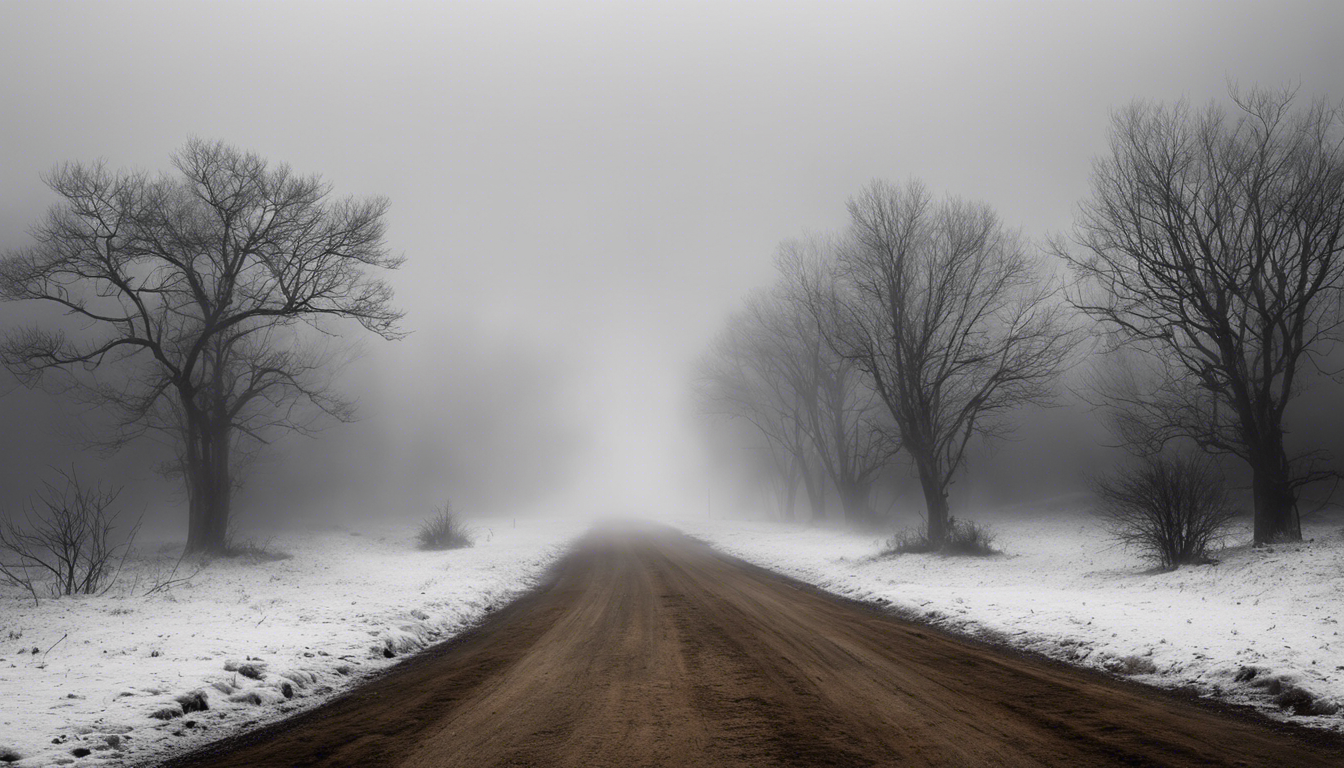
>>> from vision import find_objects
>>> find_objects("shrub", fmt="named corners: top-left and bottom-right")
top-left (417, 501), bottom-right (473, 550)
top-left (942, 518), bottom-right (998, 556)
top-left (882, 517), bottom-right (998, 557)
top-left (221, 534), bottom-right (291, 563)
top-left (883, 527), bottom-right (934, 555)
top-left (1093, 453), bottom-right (1236, 569)
top-left (0, 470), bottom-right (139, 604)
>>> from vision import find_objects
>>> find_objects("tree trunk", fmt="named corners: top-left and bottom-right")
top-left (914, 452), bottom-right (950, 546)
top-left (810, 478), bottom-right (827, 522)
top-left (183, 414), bottom-right (208, 552)
top-left (780, 459), bottom-right (799, 522)
top-left (207, 420), bottom-right (232, 547)
top-left (184, 418), bottom-right (233, 554)
top-left (800, 461), bottom-right (827, 522)
top-left (1250, 447), bottom-right (1300, 544)
top-left (838, 481), bottom-right (871, 528)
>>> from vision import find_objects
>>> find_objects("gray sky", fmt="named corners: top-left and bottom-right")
top-left (2, 1), bottom-right (1343, 518)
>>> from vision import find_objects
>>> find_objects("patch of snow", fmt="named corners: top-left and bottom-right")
top-left (675, 509), bottom-right (1344, 731)
top-left (0, 516), bottom-right (588, 767)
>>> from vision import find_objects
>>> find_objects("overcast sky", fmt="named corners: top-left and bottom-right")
top-left (2, 1), bottom-right (1343, 519)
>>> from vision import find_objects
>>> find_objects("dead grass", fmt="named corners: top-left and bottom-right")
top-left (883, 519), bottom-right (999, 557)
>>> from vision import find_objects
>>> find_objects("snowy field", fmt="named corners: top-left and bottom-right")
top-left (675, 504), bottom-right (1344, 732)
top-left (0, 516), bottom-right (591, 767)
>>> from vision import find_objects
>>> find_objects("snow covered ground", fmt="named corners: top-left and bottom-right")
top-left (6, 505), bottom-right (1339, 766)
top-left (0, 516), bottom-right (590, 767)
top-left (675, 504), bottom-right (1344, 732)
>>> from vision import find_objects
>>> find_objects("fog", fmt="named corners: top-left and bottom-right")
top-left (2, 1), bottom-right (1343, 536)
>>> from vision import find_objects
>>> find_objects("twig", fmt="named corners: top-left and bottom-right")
top-left (143, 548), bottom-right (200, 596)
top-left (99, 513), bottom-right (144, 597)
top-left (39, 633), bottom-right (68, 664)
top-left (1, 561), bottom-right (42, 607)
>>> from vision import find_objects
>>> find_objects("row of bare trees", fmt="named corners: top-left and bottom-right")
top-left (703, 86), bottom-right (1344, 548)
top-left (0, 140), bottom-right (404, 554)
top-left (698, 239), bottom-right (896, 526)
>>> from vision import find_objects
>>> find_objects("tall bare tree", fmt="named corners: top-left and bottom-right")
top-left (697, 296), bottom-right (818, 521)
top-left (833, 180), bottom-right (1074, 545)
top-left (777, 235), bottom-right (896, 526)
top-left (1059, 87), bottom-right (1344, 544)
top-left (0, 140), bottom-right (403, 553)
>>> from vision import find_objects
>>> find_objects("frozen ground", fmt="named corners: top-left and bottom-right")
top-left (675, 503), bottom-right (1344, 732)
top-left (0, 516), bottom-right (590, 767)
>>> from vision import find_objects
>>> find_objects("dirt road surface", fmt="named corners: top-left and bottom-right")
top-left (168, 523), bottom-right (1344, 767)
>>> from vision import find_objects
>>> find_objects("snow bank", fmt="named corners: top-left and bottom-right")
top-left (0, 516), bottom-right (588, 767)
top-left (676, 509), bottom-right (1344, 731)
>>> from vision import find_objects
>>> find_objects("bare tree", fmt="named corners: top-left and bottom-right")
top-left (696, 298), bottom-right (817, 521)
top-left (1059, 87), bottom-right (1344, 544)
top-left (0, 140), bottom-right (404, 553)
top-left (760, 447), bottom-right (806, 523)
top-left (699, 239), bottom-right (897, 527)
top-left (832, 180), bottom-right (1075, 545)
top-left (777, 235), bottom-right (896, 526)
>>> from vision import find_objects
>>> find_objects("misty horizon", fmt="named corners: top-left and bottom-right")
top-left (2, 2), bottom-right (1340, 534)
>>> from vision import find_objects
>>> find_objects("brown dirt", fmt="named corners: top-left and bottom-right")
top-left (167, 522), bottom-right (1344, 767)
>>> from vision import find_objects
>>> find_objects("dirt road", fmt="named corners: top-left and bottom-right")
top-left (170, 523), bottom-right (1344, 767)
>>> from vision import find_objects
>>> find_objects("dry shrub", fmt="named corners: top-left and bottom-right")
top-left (1093, 453), bottom-right (1236, 569)
top-left (0, 470), bottom-right (138, 604)
top-left (942, 519), bottom-right (998, 556)
top-left (882, 518), bottom-right (998, 557)
top-left (221, 535), bottom-right (291, 563)
top-left (883, 527), bottom-right (934, 555)
top-left (417, 501), bottom-right (473, 551)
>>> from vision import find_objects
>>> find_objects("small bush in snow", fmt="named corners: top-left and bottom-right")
top-left (883, 527), bottom-right (933, 554)
top-left (1093, 453), bottom-right (1236, 569)
top-left (942, 519), bottom-right (998, 556)
top-left (882, 518), bottom-right (998, 557)
top-left (221, 533), bottom-right (291, 562)
top-left (0, 470), bottom-right (139, 604)
top-left (417, 502), bottom-right (473, 550)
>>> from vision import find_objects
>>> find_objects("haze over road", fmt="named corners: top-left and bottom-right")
top-left (171, 524), bottom-right (1344, 767)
